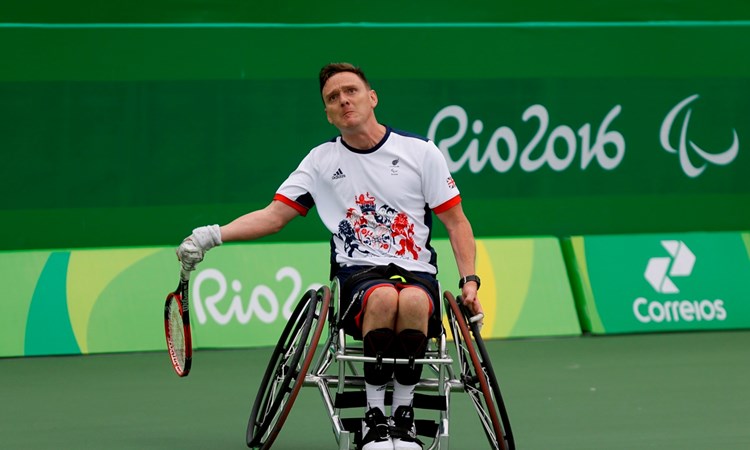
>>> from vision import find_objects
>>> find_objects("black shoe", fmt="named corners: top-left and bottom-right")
top-left (390, 405), bottom-right (423, 449)
top-left (361, 407), bottom-right (393, 450)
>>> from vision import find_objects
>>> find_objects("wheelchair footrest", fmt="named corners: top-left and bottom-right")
top-left (341, 417), bottom-right (440, 440)
top-left (342, 417), bottom-right (362, 434)
top-left (335, 391), bottom-right (447, 411)
top-left (414, 419), bottom-right (440, 438)
top-left (413, 393), bottom-right (447, 411)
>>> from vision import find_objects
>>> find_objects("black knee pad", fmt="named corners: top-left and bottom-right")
top-left (394, 329), bottom-right (427, 385)
top-left (363, 328), bottom-right (396, 386)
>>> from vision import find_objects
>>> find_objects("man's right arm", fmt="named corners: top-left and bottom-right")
top-left (220, 200), bottom-right (300, 242)
top-left (177, 200), bottom-right (300, 271)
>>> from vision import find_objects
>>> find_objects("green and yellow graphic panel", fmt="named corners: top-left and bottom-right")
top-left (434, 237), bottom-right (580, 339)
top-left (0, 237), bottom-right (579, 357)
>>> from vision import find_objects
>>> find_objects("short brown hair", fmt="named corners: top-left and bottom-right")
top-left (319, 62), bottom-right (370, 95)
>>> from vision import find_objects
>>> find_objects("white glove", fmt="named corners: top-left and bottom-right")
top-left (176, 225), bottom-right (222, 271)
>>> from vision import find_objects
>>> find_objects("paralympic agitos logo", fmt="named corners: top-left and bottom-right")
top-left (659, 94), bottom-right (740, 178)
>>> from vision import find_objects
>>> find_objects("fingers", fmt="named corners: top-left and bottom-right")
top-left (460, 287), bottom-right (485, 332)
top-left (462, 293), bottom-right (483, 316)
top-left (175, 225), bottom-right (220, 273)
top-left (180, 259), bottom-right (198, 272)
top-left (176, 238), bottom-right (204, 272)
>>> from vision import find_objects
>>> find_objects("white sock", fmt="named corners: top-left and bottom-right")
top-left (392, 380), bottom-right (416, 413)
top-left (365, 382), bottom-right (387, 415)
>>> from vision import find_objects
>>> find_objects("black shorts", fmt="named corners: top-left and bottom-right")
top-left (334, 263), bottom-right (441, 340)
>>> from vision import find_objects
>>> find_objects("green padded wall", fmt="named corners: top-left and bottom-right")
top-left (2, 2), bottom-right (749, 250)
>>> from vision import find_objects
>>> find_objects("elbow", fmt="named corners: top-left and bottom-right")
top-left (268, 218), bottom-right (285, 235)
top-left (266, 212), bottom-right (292, 235)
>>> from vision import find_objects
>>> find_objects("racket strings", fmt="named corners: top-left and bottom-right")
top-left (167, 300), bottom-right (186, 367)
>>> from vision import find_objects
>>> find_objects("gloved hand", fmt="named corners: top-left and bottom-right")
top-left (176, 225), bottom-right (222, 271)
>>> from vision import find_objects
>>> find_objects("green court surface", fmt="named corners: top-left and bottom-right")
top-left (1, 331), bottom-right (748, 450)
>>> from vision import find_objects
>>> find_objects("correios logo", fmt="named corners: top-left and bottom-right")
top-left (644, 240), bottom-right (695, 294)
top-left (659, 94), bottom-right (740, 178)
top-left (633, 240), bottom-right (726, 324)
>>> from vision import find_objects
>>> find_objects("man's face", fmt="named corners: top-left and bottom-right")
top-left (322, 71), bottom-right (378, 131)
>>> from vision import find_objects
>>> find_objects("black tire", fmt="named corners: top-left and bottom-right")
top-left (444, 291), bottom-right (514, 450)
top-left (246, 286), bottom-right (330, 449)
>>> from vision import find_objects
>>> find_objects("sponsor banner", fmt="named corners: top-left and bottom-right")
top-left (0, 236), bottom-right (579, 357)
top-left (565, 232), bottom-right (750, 334)
top-left (3, 79), bottom-right (747, 211)
top-left (421, 81), bottom-right (748, 196)
top-left (2, 77), bottom-right (748, 251)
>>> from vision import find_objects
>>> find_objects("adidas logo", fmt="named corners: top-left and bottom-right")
top-left (332, 168), bottom-right (346, 180)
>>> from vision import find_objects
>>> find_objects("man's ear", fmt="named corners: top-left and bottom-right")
top-left (370, 89), bottom-right (378, 108)
top-left (325, 107), bottom-right (333, 124)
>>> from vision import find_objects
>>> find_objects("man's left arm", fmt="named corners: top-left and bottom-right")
top-left (436, 203), bottom-right (483, 316)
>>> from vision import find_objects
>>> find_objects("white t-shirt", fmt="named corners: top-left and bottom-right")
top-left (274, 127), bottom-right (461, 275)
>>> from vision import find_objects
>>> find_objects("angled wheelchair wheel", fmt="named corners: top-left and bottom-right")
top-left (246, 286), bottom-right (330, 449)
top-left (444, 291), bottom-right (515, 450)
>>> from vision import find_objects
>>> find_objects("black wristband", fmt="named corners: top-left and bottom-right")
top-left (459, 275), bottom-right (481, 290)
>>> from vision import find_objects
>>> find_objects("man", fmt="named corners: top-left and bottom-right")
top-left (177, 62), bottom-right (482, 450)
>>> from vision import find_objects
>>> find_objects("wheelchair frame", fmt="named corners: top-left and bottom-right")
top-left (245, 280), bottom-right (514, 450)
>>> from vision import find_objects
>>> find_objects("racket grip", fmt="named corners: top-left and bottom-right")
top-left (180, 268), bottom-right (191, 282)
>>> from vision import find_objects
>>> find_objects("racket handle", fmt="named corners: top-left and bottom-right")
top-left (180, 268), bottom-right (191, 282)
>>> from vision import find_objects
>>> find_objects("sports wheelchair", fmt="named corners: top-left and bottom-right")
top-left (245, 279), bottom-right (515, 450)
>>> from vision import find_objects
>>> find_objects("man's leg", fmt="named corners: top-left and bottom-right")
top-left (361, 286), bottom-right (399, 450)
top-left (392, 287), bottom-right (431, 450)
top-left (393, 286), bottom-right (430, 408)
top-left (362, 286), bottom-right (398, 414)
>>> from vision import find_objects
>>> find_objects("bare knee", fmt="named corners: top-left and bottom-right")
top-left (362, 286), bottom-right (398, 334)
top-left (396, 287), bottom-right (430, 333)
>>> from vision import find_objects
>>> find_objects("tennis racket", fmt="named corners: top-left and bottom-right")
top-left (164, 268), bottom-right (192, 377)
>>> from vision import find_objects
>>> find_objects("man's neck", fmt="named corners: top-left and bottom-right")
top-left (341, 122), bottom-right (387, 151)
